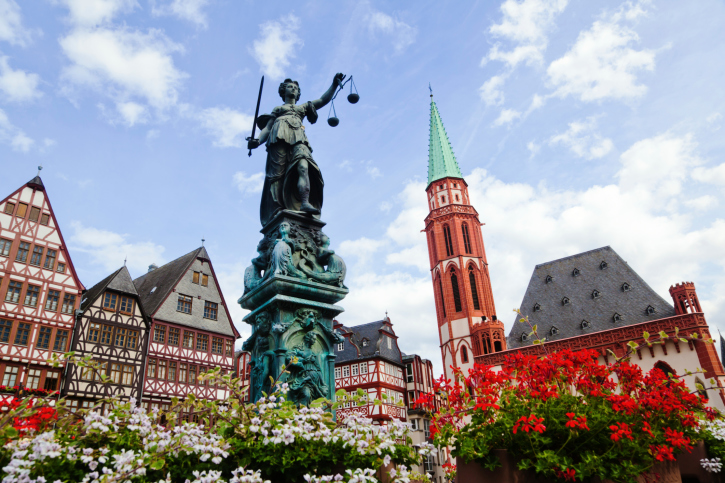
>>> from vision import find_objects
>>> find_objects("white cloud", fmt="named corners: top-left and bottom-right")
top-left (250, 15), bottom-right (302, 80)
top-left (60, 0), bottom-right (137, 27)
top-left (547, 2), bottom-right (656, 102)
top-left (684, 196), bottom-right (718, 212)
top-left (232, 171), bottom-right (264, 195)
top-left (152, 0), bottom-right (210, 28)
top-left (0, 56), bottom-right (41, 102)
top-left (0, 0), bottom-right (32, 46)
top-left (337, 131), bottom-right (725, 375)
top-left (479, 75), bottom-right (506, 106)
top-left (493, 108), bottom-right (521, 126)
top-left (366, 166), bottom-right (382, 179)
top-left (116, 101), bottom-right (148, 126)
top-left (527, 141), bottom-right (540, 158)
top-left (339, 160), bottom-right (353, 172)
top-left (366, 9), bottom-right (417, 55)
top-left (379, 201), bottom-right (392, 212)
top-left (692, 163), bottom-right (725, 187)
top-left (485, 0), bottom-right (568, 67)
top-left (549, 117), bottom-right (614, 159)
top-left (60, 27), bottom-right (187, 116)
top-left (338, 237), bottom-right (386, 268)
top-left (0, 107), bottom-right (33, 152)
top-left (69, 221), bottom-right (166, 274)
top-left (198, 106), bottom-right (253, 148)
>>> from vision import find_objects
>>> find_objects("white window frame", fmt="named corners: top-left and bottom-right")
top-left (337, 342), bottom-right (344, 351)
top-left (351, 364), bottom-right (358, 376)
top-left (342, 365), bottom-right (350, 377)
top-left (334, 367), bottom-right (341, 379)
top-left (387, 336), bottom-right (392, 349)
top-left (359, 363), bottom-right (368, 374)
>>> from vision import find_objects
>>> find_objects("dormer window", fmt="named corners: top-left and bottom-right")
top-left (581, 320), bottom-right (591, 329)
top-left (362, 338), bottom-right (369, 347)
top-left (550, 326), bottom-right (559, 336)
top-left (533, 303), bottom-right (541, 312)
top-left (521, 332), bottom-right (529, 341)
top-left (613, 313), bottom-right (622, 323)
top-left (592, 290), bottom-right (600, 299)
top-left (646, 305), bottom-right (656, 315)
top-left (622, 282), bottom-right (631, 292)
top-left (561, 297), bottom-right (570, 306)
top-left (545, 275), bottom-right (553, 284)
top-left (572, 268), bottom-right (581, 277)
top-left (600, 261), bottom-right (608, 270)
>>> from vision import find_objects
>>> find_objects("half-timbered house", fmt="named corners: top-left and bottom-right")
top-left (0, 175), bottom-right (84, 403)
top-left (133, 247), bottom-right (239, 413)
top-left (63, 266), bottom-right (149, 407)
top-left (332, 316), bottom-right (407, 423)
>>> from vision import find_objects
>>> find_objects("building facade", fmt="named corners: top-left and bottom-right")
top-left (333, 317), bottom-right (407, 423)
top-left (0, 176), bottom-right (84, 402)
top-left (480, 246), bottom-right (725, 410)
top-left (133, 247), bottom-right (239, 413)
top-left (423, 96), bottom-right (505, 381)
top-left (63, 266), bottom-right (150, 408)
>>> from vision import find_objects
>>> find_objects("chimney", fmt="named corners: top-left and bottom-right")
top-left (148, 263), bottom-right (158, 272)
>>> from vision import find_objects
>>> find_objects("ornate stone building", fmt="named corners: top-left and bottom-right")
top-left (133, 247), bottom-right (239, 414)
top-left (423, 96), bottom-right (505, 381)
top-left (479, 246), bottom-right (725, 410)
top-left (63, 266), bottom-right (150, 408)
top-left (0, 175), bottom-right (84, 402)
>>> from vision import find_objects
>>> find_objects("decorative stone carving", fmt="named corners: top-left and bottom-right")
top-left (285, 332), bottom-right (329, 406)
top-left (268, 222), bottom-right (307, 279)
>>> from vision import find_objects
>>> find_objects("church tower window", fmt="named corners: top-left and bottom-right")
top-left (450, 271), bottom-right (463, 312)
top-left (462, 223), bottom-right (472, 254)
top-left (443, 225), bottom-right (453, 256)
top-left (460, 345), bottom-right (469, 363)
top-left (469, 268), bottom-right (480, 310)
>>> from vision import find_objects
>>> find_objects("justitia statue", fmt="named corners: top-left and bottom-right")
top-left (247, 73), bottom-right (345, 226)
top-left (240, 72), bottom-right (354, 408)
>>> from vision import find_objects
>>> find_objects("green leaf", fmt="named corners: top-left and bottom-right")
top-left (659, 331), bottom-right (668, 339)
top-left (150, 458), bottom-right (165, 470)
top-left (642, 331), bottom-right (650, 341)
top-left (532, 324), bottom-right (538, 334)
top-left (627, 341), bottom-right (638, 349)
top-left (335, 389), bottom-right (347, 397)
top-left (4, 427), bottom-right (18, 439)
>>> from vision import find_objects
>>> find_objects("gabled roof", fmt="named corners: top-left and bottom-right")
top-left (132, 246), bottom-right (239, 338)
top-left (0, 175), bottom-right (85, 291)
top-left (335, 319), bottom-right (402, 366)
top-left (133, 248), bottom-right (202, 315)
top-left (427, 99), bottom-right (463, 187)
top-left (507, 246), bottom-right (676, 349)
top-left (81, 266), bottom-right (138, 312)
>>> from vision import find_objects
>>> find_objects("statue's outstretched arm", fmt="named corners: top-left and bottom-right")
top-left (311, 73), bottom-right (345, 110)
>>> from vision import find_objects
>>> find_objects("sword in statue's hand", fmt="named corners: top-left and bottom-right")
top-left (247, 75), bottom-right (264, 157)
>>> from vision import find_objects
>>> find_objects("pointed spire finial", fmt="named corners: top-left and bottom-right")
top-left (124, 256), bottom-right (127, 267)
top-left (429, 83), bottom-right (433, 98)
top-left (37, 165), bottom-right (43, 176)
top-left (202, 237), bottom-right (205, 247)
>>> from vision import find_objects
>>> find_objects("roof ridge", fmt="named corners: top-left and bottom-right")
top-left (534, 246), bottom-right (612, 269)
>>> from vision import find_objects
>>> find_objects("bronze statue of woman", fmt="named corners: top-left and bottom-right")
top-left (247, 73), bottom-right (345, 226)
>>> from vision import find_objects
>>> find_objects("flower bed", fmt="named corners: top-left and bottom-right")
top-left (416, 347), bottom-right (724, 483)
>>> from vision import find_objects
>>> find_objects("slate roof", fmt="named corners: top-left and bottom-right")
top-left (335, 319), bottom-right (403, 366)
top-left (27, 175), bottom-right (44, 190)
top-left (133, 248), bottom-right (204, 315)
top-left (427, 99), bottom-right (463, 187)
top-left (81, 266), bottom-right (138, 312)
top-left (507, 246), bottom-right (676, 349)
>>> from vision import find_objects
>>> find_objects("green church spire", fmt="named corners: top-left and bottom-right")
top-left (428, 97), bottom-right (463, 187)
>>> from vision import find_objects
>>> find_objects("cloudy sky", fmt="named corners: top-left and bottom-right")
top-left (2, 0), bottom-right (725, 375)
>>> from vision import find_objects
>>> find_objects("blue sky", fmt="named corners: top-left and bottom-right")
top-left (2, 0), bottom-right (725, 375)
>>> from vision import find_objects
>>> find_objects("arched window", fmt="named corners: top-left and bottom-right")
top-left (654, 361), bottom-right (676, 379)
top-left (483, 333), bottom-right (492, 354)
top-left (461, 345), bottom-right (469, 364)
top-left (443, 225), bottom-right (453, 256)
top-left (450, 270), bottom-right (463, 312)
top-left (695, 377), bottom-right (709, 401)
top-left (468, 267), bottom-right (481, 311)
top-left (437, 276), bottom-right (446, 318)
top-left (473, 334), bottom-right (481, 356)
top-left (461, 223), bottom-right (472, 254)
top-left (493, 331), bottom-right (503, 352)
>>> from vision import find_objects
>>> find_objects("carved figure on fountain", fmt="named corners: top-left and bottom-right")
top-left (285, 331), bottom-right (329, 406)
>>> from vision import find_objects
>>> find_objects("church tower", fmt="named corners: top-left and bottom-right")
top-left (423, 95), bottom-right (505, 380)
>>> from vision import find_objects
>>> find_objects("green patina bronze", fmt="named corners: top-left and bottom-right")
top-left (427, 97), bottom-right (463, 188)
top-left (241, 75), bottom-right (351, 406)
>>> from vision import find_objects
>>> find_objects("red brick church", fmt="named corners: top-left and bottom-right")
top-left (422, 96), bottom-right (725, 409)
